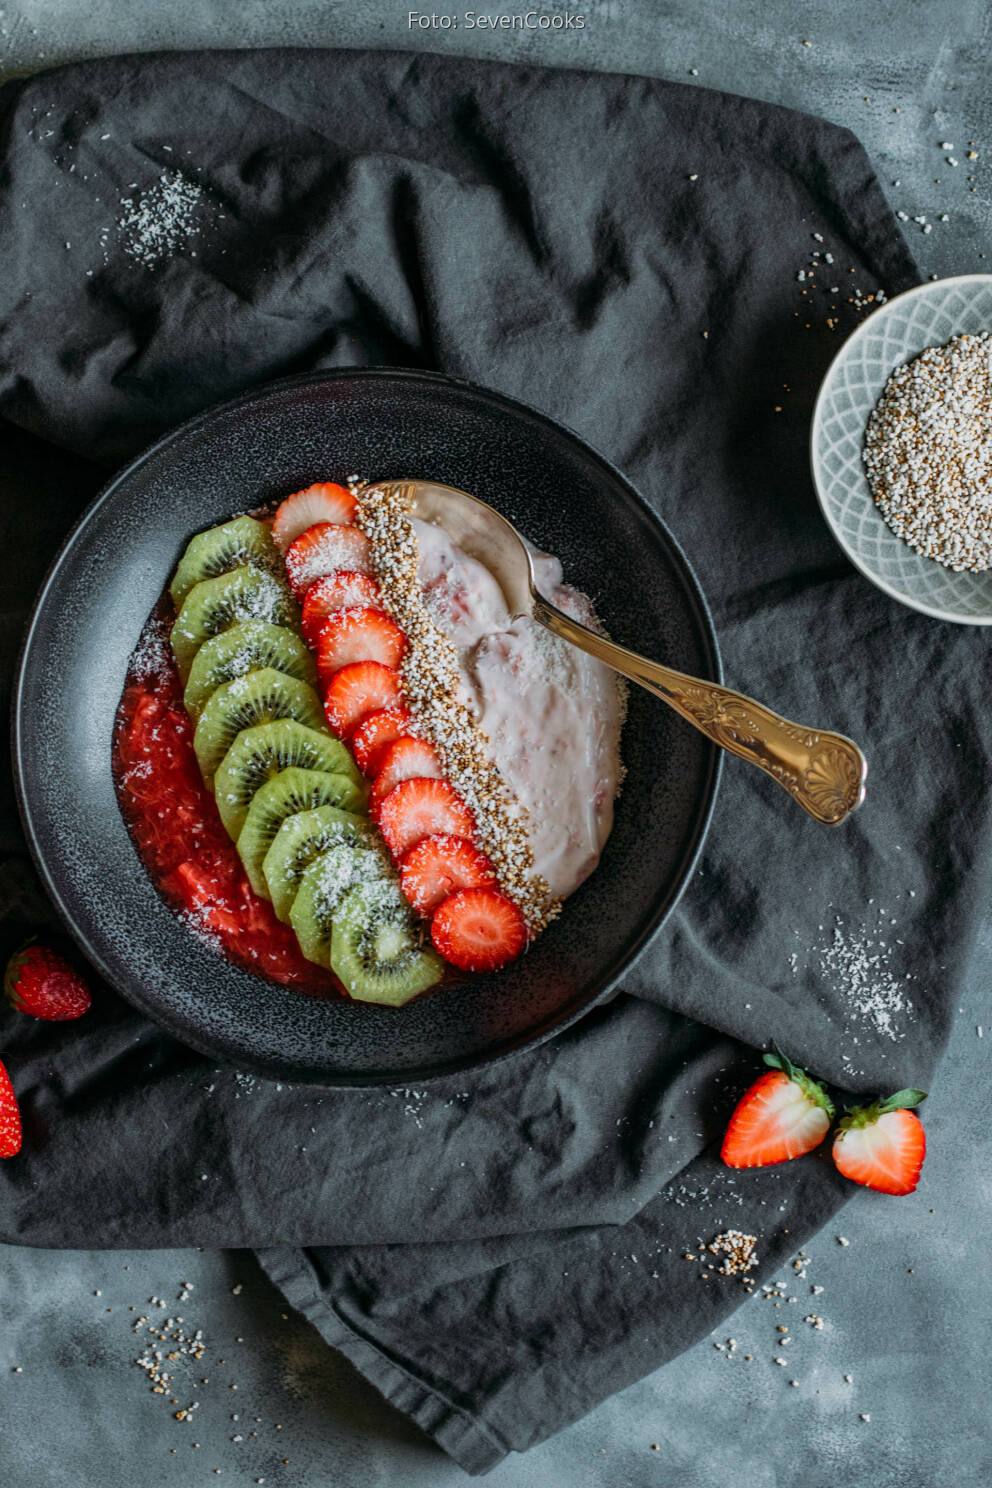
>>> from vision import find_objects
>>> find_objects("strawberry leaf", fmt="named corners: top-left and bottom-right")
top-left (879, 1089), bottom-right (928, 1113)
top-left (763, 1044), bottom-right (797, 1081)
top-left (762, 1045), bottom-right (834, 1117)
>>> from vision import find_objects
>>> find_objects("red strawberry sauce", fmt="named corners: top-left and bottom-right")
top-left (112, 605), bottom-right (342, 995)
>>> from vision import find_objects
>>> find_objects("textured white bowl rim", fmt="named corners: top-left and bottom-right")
top-left (810, 272), bottom-right (992, 626)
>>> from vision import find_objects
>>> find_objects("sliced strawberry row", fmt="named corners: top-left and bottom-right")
top-left (278, 522), bottom-right (528, 973)
top-left (323, 659), bottom-right (404, 738)
top-left (400, 834), bottom-right (498, 916)
top-left (316, 607), bottom-right (406, 685)
top-left (377, 777), bottom-right (474, 858)
top-left (351, 706), bottom-right (416, 775)
top-left (370, 737), bottom-right (442, 815)
top-left (272, 482), bottom-right (358, 552)
top-left (302, 571), bottom-right (381, 646)
top-left (432, 888), bottom-right (527, 973)
top-left (285, 523), bottom-right (373, 600)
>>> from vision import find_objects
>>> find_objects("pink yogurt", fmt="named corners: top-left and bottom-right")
top-left (413, 517), bottom-right (624, 902)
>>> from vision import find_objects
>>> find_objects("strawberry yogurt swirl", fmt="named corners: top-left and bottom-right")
top-left (353, 482), bottom-right (624, 935)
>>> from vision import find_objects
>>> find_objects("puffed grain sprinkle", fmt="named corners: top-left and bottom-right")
top-left (704, 1230), bottom-right (759, 1282)
top-left (863, 333), bottom-right (992, 571)
top-left (355, 483), bottom-right (556, 932)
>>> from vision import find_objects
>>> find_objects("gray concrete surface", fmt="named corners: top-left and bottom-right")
top-left (1, 3), bottom-right (991, 1485)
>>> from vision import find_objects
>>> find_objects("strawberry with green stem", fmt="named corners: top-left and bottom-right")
top-left (832, 1089), bottom-right (927, 1195)
top-left (721, 1047), bottom-right (834, 1169)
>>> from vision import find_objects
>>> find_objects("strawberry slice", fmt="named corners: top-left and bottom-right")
top-left (323, 661), bottom-right (403, 738)
top-left (721, 1049), bottom-right (834, 1169)
top-left (4, 941), bottom-right (92, 1021)
top-left (272, 482), bottom-right (358, 552)
top-left (370, 737), bottom-right (443, 816)
top-left (377, 777), bottom-right (474, 858)
top-left (350, 706), bottom-right (416, 776)
top-left (285, 524), bottom-right (373, 599)
top-left (831, 1089), bottom-right (927, 1195)
top-left (401, 834), bottom-right (498, 916)
top-left (315, 607), bottom-right (406, 685)
top-left (0, 1057), bottom-right (22, 1159)
top-left (301, 571), bottom-right (381, 647)
top-left (431, 887), bottom-right (527, 972)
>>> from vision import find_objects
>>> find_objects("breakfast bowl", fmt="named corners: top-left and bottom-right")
top-left (811, 273), bottom-right (992, 624)
top-left (12, 369), bottom-right (721, 1085)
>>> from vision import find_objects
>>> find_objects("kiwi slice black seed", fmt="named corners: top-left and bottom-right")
top-left (237, 768), bottom-right (369, 899)
top-left (290, 842), bottom-right (392, 966)
top-left (170, 516), bottom-right (282, 609)
top-left (213, 720), bottom-right (360, 840)
top-left (170, 566), bottom-right (297, 682)
top-left (330, 881), bottom-right (444, 1004)
top-left (262, 805), bottom-right (374, 924)
top-left (183, 621), bottom-right (316, 722)
top-left (193, 668), bottom-right (325, 789)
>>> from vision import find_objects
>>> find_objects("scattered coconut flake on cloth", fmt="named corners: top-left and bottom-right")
top-left (116, 169), bottom-right (204, 268)
top-left (795, 906), bottom-right (916, 1062)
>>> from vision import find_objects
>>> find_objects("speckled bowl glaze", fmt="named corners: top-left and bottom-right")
top-left (811, 274), bottom-right (992, 624)
top-left (13, 370), bottom-right (720, 1085)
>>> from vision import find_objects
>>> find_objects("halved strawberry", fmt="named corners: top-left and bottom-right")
top-left (400, 834), bottom-right (498, 916)
top-left (431, 887), bottom-right (526, 972)
top-left (831, 1089), bottom-right (927, 1196)
top-left (272, 482), bottom-right (358, 552)
top-left (350, 707), bottom-right (416, 776)
top-left (285, 524), bottom-right (373, 599)
top-left (377, 777), bottom-right (474, 859)
top-left (323, 661), bottom-right (403, 738)
top-left (0, 1057), bottom-right (22, 1159)
top-left (721, 1049), bottom-right (834, 1169)
top-left (301, 571), bottom-right (381, 647)
top-left (315, 608), bottom-right (406, 685)
top-left (370, 737), bottom-right (442, 816)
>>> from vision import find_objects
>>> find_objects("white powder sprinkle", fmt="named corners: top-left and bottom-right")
top-left (126, 613), bottom-right (174, 684)
top-left (807, 911), bottom-right (914, 1042)
top-left (117, 169), bottom-right (204, 269)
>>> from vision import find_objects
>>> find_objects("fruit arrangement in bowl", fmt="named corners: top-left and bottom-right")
top-left (114, 478), bottom-right (626, 1008)
top-left (15, 370), bottom-right (720, 1080)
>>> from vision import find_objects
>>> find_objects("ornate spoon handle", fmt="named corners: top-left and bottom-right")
top-left (531, 596), bottom-right (867, 826)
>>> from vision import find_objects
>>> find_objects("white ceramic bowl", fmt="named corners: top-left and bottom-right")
top-left (811, 273), bottom-right (992, 624)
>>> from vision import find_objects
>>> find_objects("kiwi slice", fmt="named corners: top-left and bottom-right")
top-left (184, 621), bottom-right (316, 722)
top-left (171, 566), bottom-right (297, 681)
top-left (170, 516), bottom-right (282, 609)
top-left (193, 668), bottom-right (325, 788)
top-left (262, 805), bottom-right (374, 924)
top-left (237, 768), bottom-right (369, 898)
top-left (331, 881), bottom-right (444, 1004)
top-left (214, 720), bottom-right (360, 840)
top-left (290, 842), bottom-right (392, 966)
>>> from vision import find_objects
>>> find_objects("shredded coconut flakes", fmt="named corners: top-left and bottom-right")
top-left (117, 169), bottom-right (203, 269)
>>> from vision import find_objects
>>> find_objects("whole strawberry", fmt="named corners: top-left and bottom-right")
top-left (721, 1047), bottom-right (834, 1169)
top-left (832, 1089), bottom-right (927, 1195)
top-left (4, 942), bottom-right (92, 1021)
top-left (0, 1057), bottom-right (22, 1158)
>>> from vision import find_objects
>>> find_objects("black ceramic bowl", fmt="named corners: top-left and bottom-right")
top-left (13, 370), bottom-right (720, 1085)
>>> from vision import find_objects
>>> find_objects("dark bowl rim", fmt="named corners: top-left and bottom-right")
top-left (11, 365), bottom-right (723, 1086)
